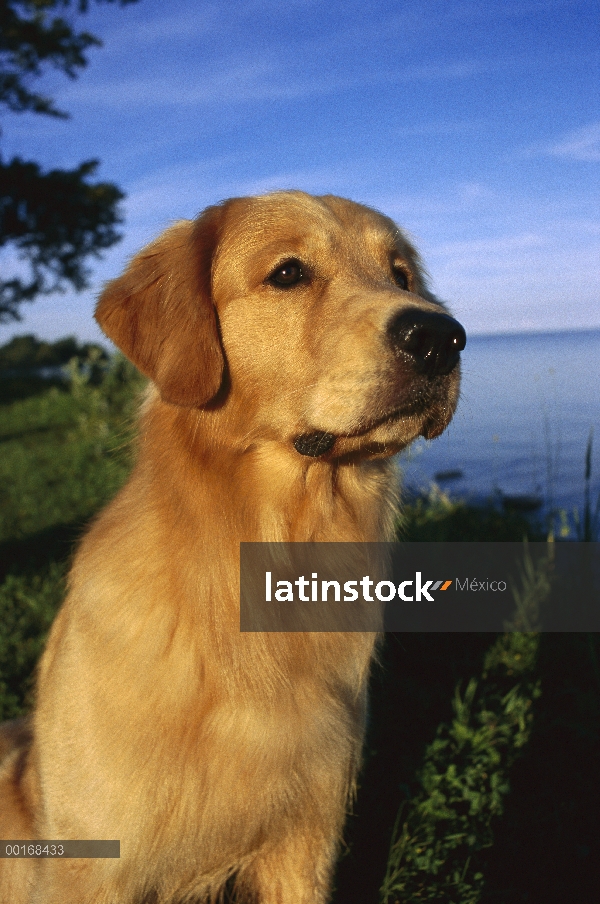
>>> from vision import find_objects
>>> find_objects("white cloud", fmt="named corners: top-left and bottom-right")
top-left (58, 28), bottom-right (521, 115)
top-left (546, 122), bottom-right (600, 162)
top-left (522, 122), bottom-right (600, 162)
top-left (58, 62), bottom-right (355, 111)
top-left (428, 224), bottom-right (600, 335)
top-left (396, 119), bottom-right (486, 137)
top-left (99, 7), bottom-right (222, 50)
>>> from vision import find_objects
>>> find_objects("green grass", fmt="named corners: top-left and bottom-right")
top-left (0, 564), bottom-right (66, 718)
top-left (0, 359), bottom-right (142, 544)
top-left (0, 354), bottom-right (145, 720)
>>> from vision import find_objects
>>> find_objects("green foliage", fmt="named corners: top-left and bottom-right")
top-left (0, 0), bottom-right (137, 118)
top-left (0, 350), bottom-right (144, 542)
top-left (0, 562), bottom-right (66, 719)
top-left (0, 331), bottom-right (107, 371)
top-left (380, 632), bottom-right (542, 904)
top-left (0, 352), bottom-right (145, 715)
top-left (399, 485), bottom-right (544, 542)
top-left (0, 157), bottom-right (125, 317)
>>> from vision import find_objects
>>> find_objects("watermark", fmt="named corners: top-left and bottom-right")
top-left (265, 571), bottom-right (456, 603)
top-left (1, 841), bottom-right (120, 858)
top-left (240, 542), bottom-right (600, 631)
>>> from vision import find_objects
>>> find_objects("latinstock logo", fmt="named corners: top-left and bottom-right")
top-left (265, 571), bottom-right (454, 603)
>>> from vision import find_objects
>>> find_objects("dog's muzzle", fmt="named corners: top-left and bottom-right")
top-left (293, 308), bottom-right (466, 458)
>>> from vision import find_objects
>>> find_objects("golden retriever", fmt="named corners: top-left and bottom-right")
top-left (0, 191), bottom-right (464, 903)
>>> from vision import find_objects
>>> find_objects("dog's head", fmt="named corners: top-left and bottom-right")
top-left (96, 191), bottom-right (465, 461)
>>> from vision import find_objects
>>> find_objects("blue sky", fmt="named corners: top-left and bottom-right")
top-left (1, 0), bottom-right (599, 345)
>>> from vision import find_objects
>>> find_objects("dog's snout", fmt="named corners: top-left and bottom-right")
top-left (388, 308), bottom-right (466, 376)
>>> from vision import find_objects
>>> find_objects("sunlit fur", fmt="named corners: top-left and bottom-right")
top-left (0, 192), bottom-right (461, 903)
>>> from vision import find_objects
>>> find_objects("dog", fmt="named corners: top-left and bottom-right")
top-left (0, 191), bottom-right (464, 903)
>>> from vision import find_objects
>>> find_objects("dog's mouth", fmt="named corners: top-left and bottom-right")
top-left (293, 405), bottom-right (440, 459)
top-left (292, 354), bottom-right (464, 460)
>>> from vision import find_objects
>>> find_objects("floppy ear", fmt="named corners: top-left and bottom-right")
top-left (95, 204), bottom-right (226, 407)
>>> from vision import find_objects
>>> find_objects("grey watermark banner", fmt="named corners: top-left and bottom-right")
top-left (240, 542), bottom-right (600, 632)
top-left (1, 841), bottom-right (120, 858)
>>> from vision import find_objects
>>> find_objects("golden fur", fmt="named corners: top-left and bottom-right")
top-left (0, 192), bottom-right (462, 903)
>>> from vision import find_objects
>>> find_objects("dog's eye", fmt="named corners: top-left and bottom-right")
top-left (392, 266), bottom-right (410, 291)
top-left (268, 260), bottom-right (304, 287)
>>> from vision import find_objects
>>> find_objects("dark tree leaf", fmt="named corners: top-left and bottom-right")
top-left (0, 157), bottom-right (124, 321)
top-left (0, 0), bottom-right (138, 319)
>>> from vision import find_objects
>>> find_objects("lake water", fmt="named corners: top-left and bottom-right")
top-left (399, 329), bottom-right (600, 522)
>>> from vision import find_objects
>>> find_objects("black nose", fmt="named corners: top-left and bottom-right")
top-left (387, 308), bottom-right (466, 376)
